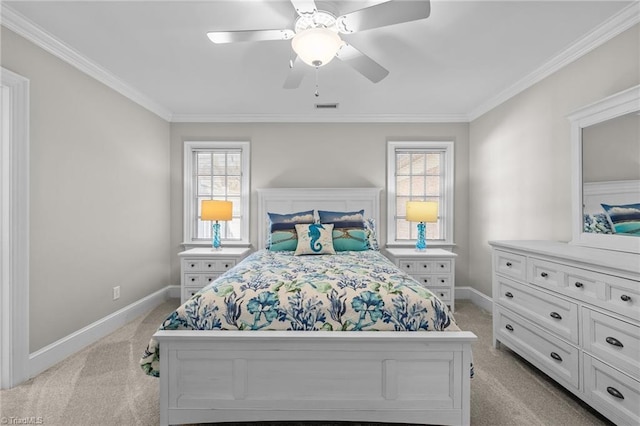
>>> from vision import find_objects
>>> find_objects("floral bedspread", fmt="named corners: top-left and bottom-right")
top-left (140, 250), bottom-right (460, 377)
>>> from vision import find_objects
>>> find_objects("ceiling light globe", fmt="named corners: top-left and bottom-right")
top-left (291, 28), bottom-right (343, 67)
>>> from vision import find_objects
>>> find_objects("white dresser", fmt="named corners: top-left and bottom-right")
top-left (490, 240), bottom-right (640, 425)
top-left (179, 247), bottom-right (252, 303)
top-left (385, 247), bottom-right (457, 312)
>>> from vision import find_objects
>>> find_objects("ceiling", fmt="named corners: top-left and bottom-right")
top-left (2, 1), bottom-right (638, 122)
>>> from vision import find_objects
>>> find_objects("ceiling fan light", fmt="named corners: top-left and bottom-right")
top-left (291, 28), bottom-right (343, 67)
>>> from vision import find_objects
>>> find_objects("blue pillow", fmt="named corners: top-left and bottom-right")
top-left (601, 203), bottom-right (640, 235)
top-left (317, 209), bottom-right (365, 229)
top-left (318, 209), bottom-right (368, 251)
top-left (583, 213), bottom-right (613, 234)
top-left (267, 210), bottom-right (315, 251)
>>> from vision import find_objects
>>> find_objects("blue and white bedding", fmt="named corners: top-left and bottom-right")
top-left (140, 249), bottom-right (460, 377)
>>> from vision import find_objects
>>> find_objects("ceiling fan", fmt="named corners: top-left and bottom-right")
top-left (207, 0), bottom-right (431, 89)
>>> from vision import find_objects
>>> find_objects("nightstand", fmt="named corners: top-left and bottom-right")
top-left (385, 247), bottom-right (457, 312)
top-left (178, 247), bottom-right (252, 303)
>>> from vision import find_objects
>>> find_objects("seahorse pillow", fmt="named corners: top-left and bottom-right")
top-left (267, 210), bottom-right (315, 251)
top-left (294, 223), bottom-right (336, 255)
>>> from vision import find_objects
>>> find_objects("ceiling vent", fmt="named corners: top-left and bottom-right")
top-left (315, 103), bottom-right (339, 109)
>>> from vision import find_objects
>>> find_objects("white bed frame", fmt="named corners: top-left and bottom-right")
top-left (155, 188), bottom-right (476, 426)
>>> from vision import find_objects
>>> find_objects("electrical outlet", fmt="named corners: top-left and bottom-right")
top-left (113, 286), bottom-right (120, 300)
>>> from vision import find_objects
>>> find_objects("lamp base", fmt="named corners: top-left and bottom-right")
top-left (415, 222), bottom-right (427, 251)
top-left (212, 221), bottom-right (222, 250)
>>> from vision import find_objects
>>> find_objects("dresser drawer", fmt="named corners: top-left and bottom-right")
top-left (496, 276), bottom-right (579, 344)
top-left (584, 355), bottom-right (640, 426)
top-left (494, 305), bottom-right (579, 390)
top-left (582, 308), bottom-right (640, 380)
top-left (494, 250), bottom-right (526, 281)
top-left (182, 286), bottom-right (201, 302)
top-left (528, 258), bottom-right (563, 289)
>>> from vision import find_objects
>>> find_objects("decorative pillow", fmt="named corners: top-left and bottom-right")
top-left (317, 209), bottom-right (365, 228)
top-left (332, 228), bottom-right (368, 251)
top-left (583, 213), bottom-right (613, 234)
top-left (294, 223), bottom-right (336, 255)
top-left (268, 210), bottom-right (315, 251)
top-left (601, 203), bottom-right (640, 235)
top-left (364, 218), bottom-right (380, 250)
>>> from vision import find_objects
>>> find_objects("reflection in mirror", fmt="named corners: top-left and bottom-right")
top-left (581, 112), bottom-right (640, 237)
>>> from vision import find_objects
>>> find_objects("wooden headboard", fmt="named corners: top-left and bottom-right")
top-left (583, 180), bottom-right (640, 214)
top-left (256, 188), bottom-right (381, 250)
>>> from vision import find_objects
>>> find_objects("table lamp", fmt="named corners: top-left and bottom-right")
top-left (201, 200), bottom-right (233, 250)
top-left (406, 201), bottom-right (438, 250)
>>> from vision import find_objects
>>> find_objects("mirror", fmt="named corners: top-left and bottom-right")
top-left (570, 85), bottom-right (640, 253)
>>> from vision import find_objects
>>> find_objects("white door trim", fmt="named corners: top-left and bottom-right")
top-left (1, 67), bottom-right (30, 389)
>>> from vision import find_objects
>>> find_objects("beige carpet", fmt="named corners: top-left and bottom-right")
top-left (0, 299), bottom-right (613, 426)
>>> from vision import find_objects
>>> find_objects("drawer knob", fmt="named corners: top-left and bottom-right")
top-left (550, 352), bottom-right (562, 362)
top-left (423, 264), bottom-right (428, 268)
top-left (605, 336), bottom-right (624, 348)
top-left (606, 386), bottom-right (624, 400)
top-left (423, 279), bottom-right (429, 283)
top-left (405, 264), bottom-right (410, 269)
top-left (440, 264), bottom-right (445, 268)
top-left (191, 278), bottom-right (195, 282)
top-left (549, 312), bottom-right (562, 320)
top-left (620, 294), bottom-right (631, 302)
top-left (574, 282), bottom-right (584, 288)
top-left (208, 278), bottom-right (213, 282)
top-left (505, 292), bottom-right (514, 298)
top-left (440, 279), bottom-right (445, 283)
top-left (439, 292), bottom-right (444, 297)
top-left (225, 264), bottom-right (230, 268)
top-left (541, 272), bottom-right (548, 278)
top-left (505, 324), bottom-right (514, 332)
top-left (207, 263), bottom-right (213, 268)
top-left (506, 262), bottom-right (512, 267)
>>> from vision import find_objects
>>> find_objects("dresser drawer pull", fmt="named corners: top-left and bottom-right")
top-left (207, 277), bottom-right (214, 282)
top-left (549, 312), bottom-right (562, 320)
top-left (505, 292), bottom-right (514, 298)
top-left (506, 262), bottom-right (512, 267)
top-left (620, 294), bottom-right (631, 302)
top-left (439, 264), bottom-right (445, 268)
top-left (207, 263), bottom-right (213, 268)
top-left (605, 336), bottom-right (624, 348)
top-left (190, 277), bottom-right (196, 282)
top-left (540, 272), bottom-right (548, 278)
top-left (606, 386), bottom-right (624, 400)
top-left (574, 282), bottom-right (583, 288)
top-left (423, 279), bottom-right (429, 283)
top-left (440, 279), bottom-right (445, 283)
top-left (550, 352), bottom-right (562, 362)
top-left (505, 324), bottom-right (514, 332)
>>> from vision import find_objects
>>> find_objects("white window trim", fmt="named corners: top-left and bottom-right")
top-left (183, 141), bottom-right (250, 247)
top-left (386, 140), bottom-right (455, 247)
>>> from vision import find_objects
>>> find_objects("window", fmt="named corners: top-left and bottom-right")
top-left (387, 141), bottom-right (454, 246)
top-left (183, 141), bottom-right (250, 246)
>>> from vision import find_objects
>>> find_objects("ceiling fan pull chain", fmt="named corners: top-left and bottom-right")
top-left (315, 66), bottom-right (320, 97)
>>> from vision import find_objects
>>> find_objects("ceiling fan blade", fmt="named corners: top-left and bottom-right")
top-left (335, 43), bottom-right (389, 83)
top-left (283, 56), bottom-right (306, 89)
top-left (207, 29), bottom-right (294, 44)
top-left (290, 0), bottom-right (317, 16)
top-left (337, 0), bottom-right (430, 33)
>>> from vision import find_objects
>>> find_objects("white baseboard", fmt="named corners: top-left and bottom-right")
top-left (28, 286), bottom-right (176, 379)
top-left (167, 284), bottom-right (180, 299)
top-left (455, 286), bottom-right (493, 313)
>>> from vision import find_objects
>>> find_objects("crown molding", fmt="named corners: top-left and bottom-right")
top-left (1, 6), bottom-right (173, 122)
top-left (468, 2), bottom-right (640, 122)
top-left (170, 112), bottom-right (470, 123)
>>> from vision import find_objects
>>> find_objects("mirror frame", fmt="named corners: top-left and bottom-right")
top-left (569, 84), bottom-right (640, 254)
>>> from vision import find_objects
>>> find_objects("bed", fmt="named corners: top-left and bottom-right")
top-left (142, 188), bottom-right (476, 426)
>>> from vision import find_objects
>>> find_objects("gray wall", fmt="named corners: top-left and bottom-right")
top-left (1, 27), bottom-right (172, 352)
top-left (169, 122), bottom-right (470, 290)
top-left (468, 24), bottom-right (640, 297)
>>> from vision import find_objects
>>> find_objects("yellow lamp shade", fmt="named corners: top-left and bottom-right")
top-left (406, 201), bottom-right (438, 223)
top-left (201, 200), bottom-right (232, 221)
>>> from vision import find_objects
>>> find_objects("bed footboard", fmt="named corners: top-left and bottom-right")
top-left (155, 330), bottom-right (476, 426)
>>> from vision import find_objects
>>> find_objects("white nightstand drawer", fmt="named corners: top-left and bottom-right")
top-left (494, 305), bottom-right (579, 390)
top-left (494, 250), bottom-right (526, 281)
top-left (584, 355), bottom-right (640, 426)
top-left (430, 288), bottom-right (451, 302)
top-left (414, 275), bottom-right (451, 288)
top-left (184, 273), bottom-right (203, 286)
top-left (183, 259), bottom-right (204, 272)
top-left (496, 276), bottom-right (579, 344)
top-left (582, 308), bottom-right (640, 380)
top-left (182, 286), bottom-right (201, 302)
